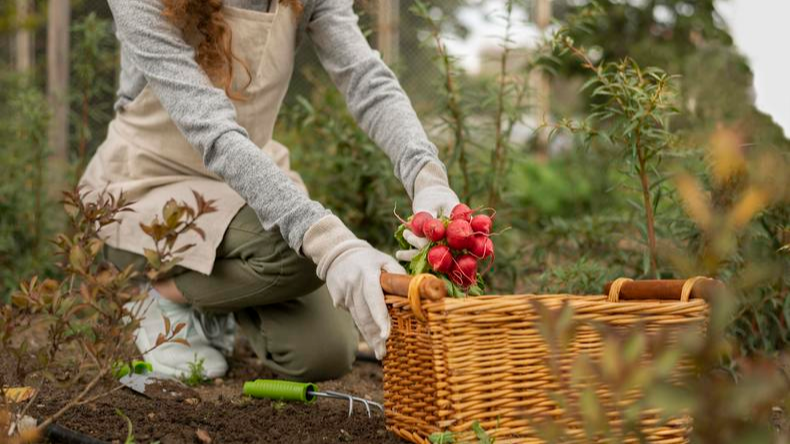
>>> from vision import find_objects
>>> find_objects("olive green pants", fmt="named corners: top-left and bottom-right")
top-left (107, 206), bottom-right (357, 382)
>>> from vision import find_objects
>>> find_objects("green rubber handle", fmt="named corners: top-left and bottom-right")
top-left (133, 361), bottom-right (153, 374)
top-left (243, 379), bottom-right (318, 403)
top-left (113, 360), bottom-right (154, 378)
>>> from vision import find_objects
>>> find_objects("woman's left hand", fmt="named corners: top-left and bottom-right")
top-left (303, 215), bottom-right (407, 360)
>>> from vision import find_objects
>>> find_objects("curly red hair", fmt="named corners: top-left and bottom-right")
top-left (162, 0), bottom-right (303, 99)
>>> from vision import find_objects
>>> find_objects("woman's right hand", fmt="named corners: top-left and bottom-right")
top-left (396, 161), bottom-right (459, 262)
top-left (302, 215), bottom-right (406, 360)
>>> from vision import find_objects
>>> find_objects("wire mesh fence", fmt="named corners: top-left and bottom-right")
top-left (64, 0), bottom-right (445, 112)
top-left (1, 0), bottom-right (479, 166)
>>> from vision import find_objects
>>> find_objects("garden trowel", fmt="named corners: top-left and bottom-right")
top-left (118, 372), bottom-right (171, 398)
top-left (119, 371), bottom-right (199, 402)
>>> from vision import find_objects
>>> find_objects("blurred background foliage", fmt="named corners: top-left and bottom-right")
top-left (0, 1), bottom-right (788, 438)
top-left (0, 72), bottom-right (53, 301)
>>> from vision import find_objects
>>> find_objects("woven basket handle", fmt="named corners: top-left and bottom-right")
top-left (381, 273), bottom-right (446, 322)
top-left (381, 273), bottom-right (446, 300)
top-left (603, 277), bottom-right (723, 302)
top-left (381, 272), bottom-right (447, 322)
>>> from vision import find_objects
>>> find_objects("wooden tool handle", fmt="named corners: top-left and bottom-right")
top-left (380, 273), bottom-right (447, 301)
top-left (603, 278), bottom-right (723, 301)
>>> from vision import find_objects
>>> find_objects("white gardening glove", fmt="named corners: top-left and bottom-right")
top-left (302, 215), bottom-right (406, 360)
top-left (396, 162), bottom-right (460, 262)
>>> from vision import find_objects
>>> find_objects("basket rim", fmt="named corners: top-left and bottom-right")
top-left (385, 293), bottom-right (710, 309)
top-left (382, 274), bottom-right (719, 322)
top-left (384, 293), bottom-right (710, 325)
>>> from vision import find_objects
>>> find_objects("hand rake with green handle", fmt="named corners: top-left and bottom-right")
top-left (243, 379), bottom-right (384, 417)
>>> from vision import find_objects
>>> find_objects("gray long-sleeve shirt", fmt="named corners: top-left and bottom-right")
top-left (108, 0), bottom-right (440, 253)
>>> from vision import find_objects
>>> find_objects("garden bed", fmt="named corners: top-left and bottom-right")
top-left (4, 342), bottom-right (404, 444)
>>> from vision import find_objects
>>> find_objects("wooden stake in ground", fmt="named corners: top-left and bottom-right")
top-left (47, 0), bottom-right (71, 163)
top-left (531, 0), bottom-right (552, 156)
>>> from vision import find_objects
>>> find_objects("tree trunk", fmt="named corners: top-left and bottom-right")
top-left (377, 0), bottom-right (400, 66)
top-left (47, 0), bottom-right (71, 163)
top-left (15, 0), bottom-right (34, 72)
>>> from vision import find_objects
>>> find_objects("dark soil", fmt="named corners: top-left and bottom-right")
top-left (6, 346), bottom-right (790, 443)
top-left (5, 343), bottom-right (406, 444)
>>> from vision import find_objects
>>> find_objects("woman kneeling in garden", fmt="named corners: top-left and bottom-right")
top-left (80, 0), bottom-right (459, 380)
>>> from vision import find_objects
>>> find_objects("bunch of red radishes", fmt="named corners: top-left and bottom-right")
top-left (396, 203), bottom-right (495, 295)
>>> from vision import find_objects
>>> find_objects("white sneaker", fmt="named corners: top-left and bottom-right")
top-left (125, 289), bottom-right (228, 379)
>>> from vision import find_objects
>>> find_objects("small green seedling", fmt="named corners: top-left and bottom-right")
top-left (179, 355), bottom-right (209, 387)
top-left (429, 421), bottom-right (495, 444)
top-left (115, 408), bottom-right (136, 444)
top-left (429, 431), bottom-right (455, 443)
top-left (471, 420), bottom-right (495, 444)
top-left (272, 400), bottom-right (287, 411)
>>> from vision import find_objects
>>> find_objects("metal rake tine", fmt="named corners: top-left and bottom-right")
top-left (354, 396), bottom-right (383, 416)
top-left (348, 395), bottom-right (383, 414)
top-left (348, 395), bottom-right (382, 417)
top-left (315, 390), bottom-right (384, 417)
top-left (357, 396), bottom-right (372, 417)
top-left (322, 390), bottom-right (354, 416)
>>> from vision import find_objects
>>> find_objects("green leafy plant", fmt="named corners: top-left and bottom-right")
top-left (139, 191), bottom-right (218, 281)
top-left (427, 420), bottom-right (497, 444)
top-left (669, 128), bottom-right (790, 357)
top-left (471, 420), bottom-right (495, 444)
top-left (519, 8), bottom-right (790, 439)
top-left (271, 400), bottom-right (287, 411)
top-left (0, 190), bottom-right (214, 441)
top-left (539, 257), bottom-right (609, 295)
top-left (428, 431), bottom-right (455, 444)
top-left (543, 4), bottom-right (680, 279)
top-left (180, 355), bottom-right (209, 387)
top-left (509, 156), bottom-right (595, 219)
top-left (525, 2), bottom-right (790, 360)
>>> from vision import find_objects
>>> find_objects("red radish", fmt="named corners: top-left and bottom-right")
top-left (470, 214), bottom-right (492, 235)
top-left (448, 261), bottom-right (466, 287)
top-left (482, 237), bottom-right (494, 259)
top-left (427, 245), bottom-right (453, 273)
top-left (450, 204), bottom-right (473, 221)
top-left (449, 265), bottom-right (465, 287)
top-left (446, 219), bottom-right (473, 250)
top-left (423, 218), bottom-right (446, 242)
top-left (409, 211), bottom-right (433, 237)
top-left (452, 254), bottom-right (478, 287)
top-left (468, 234), bottom-right (494, 259)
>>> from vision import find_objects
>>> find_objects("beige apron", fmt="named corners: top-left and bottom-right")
top-left (80, 3), bottom-right (304, 275)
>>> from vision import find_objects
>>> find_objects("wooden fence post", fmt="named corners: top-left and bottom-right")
top-left (532, 0), bottom-right (552, 156)
top-left (15, 0), bottom-right (34, 72)
top-left (47, 0), bottom-right (71, 163)
top-left (377, 0), bottom-right (400, 66)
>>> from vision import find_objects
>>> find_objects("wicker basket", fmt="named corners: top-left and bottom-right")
top-left (381, 274), bottom-right (716, 444)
